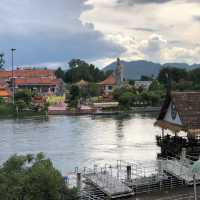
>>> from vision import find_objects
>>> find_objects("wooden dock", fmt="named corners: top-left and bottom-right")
top-left (84, 172), bottom-right (134, 199)
top-left (162, 159), bottom-right (200, 185)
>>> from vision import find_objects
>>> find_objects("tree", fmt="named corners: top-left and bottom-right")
top-left (88, 83), bottom-right (99, 97)
top-left (140, 75), bottom-right (153, 81)
top-left (0, 154), bottom-right (79, 200)
top-left (119, 91), bottom-right (135, 108)
top-left (158, 67), bottom-right (188, 85)
top-left (69, 85), bottom-right (80, 108)
top-left (149, 80), bottom-right (164, 91)
top-left (64, 59), bottom-right (109, 83)
top-left (0, 97), bottom-right (4, 104)
top-left (15, 89), bottom-right (33, 105)
top-left (15, 99), bottom-right (27, 112)
top-left (55, 67), bottom-right (65, 80)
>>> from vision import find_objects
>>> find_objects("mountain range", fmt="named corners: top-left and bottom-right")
top-left (103, 60), bottom-right (200, 80)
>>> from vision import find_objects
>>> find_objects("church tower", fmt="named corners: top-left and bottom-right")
top-left (115, 58), bottom-right (124, 87)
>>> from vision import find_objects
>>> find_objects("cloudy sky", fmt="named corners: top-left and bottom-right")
top-left (0, 0), bottom-right (200, 69)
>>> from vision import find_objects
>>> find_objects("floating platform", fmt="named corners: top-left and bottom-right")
top-left (84, 172), bottom-right (134, 199)
top-left (162, 159), bottom-right (200, 185)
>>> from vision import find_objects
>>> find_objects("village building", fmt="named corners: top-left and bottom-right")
top-left (0, 69), bottom-right (64, 96)
top-left (155, 92), bottom-right (200, 160)
top-left (134, 81), bottom-right (152, 90)
top-left (99, 58), bottom-right (124, 95)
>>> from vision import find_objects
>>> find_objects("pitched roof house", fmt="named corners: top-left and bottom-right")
top-left (155, 92), bottom-right (200, 136)
top-left (99, 58), bottom-right (124, 94)
top-left (0, 69), bottom-right (63, 96)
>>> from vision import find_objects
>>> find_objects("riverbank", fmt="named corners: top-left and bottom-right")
top-left (0, 103), bottom-right (47, 119)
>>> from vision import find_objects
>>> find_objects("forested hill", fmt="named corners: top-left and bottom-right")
top-left (103, 60), bottom-right (200, 80)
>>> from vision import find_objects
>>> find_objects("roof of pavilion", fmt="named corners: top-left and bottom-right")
top-left (155, 92), bottom-right (200, 133)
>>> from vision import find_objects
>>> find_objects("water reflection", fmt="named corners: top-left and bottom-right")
top-left (0, 113), bottom-right (161, 174)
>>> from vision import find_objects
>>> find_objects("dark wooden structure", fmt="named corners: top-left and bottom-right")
top-left (155, 92), bottom-right (200, 160)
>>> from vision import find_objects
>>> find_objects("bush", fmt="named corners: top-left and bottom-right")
top-left (119, 91), bottom-right (136, 108)
top-left (15, 89), bottom-right (33, 105)
top-left (0, 97), bottom-right (5, 104)
top-left (15, 100), bottom-right (27, 112)
top-left (0, 103), bottom-right (15, 117)
top-left (0, 154), bottom-right (79, 200)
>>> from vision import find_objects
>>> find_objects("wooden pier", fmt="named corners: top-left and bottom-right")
top-left (84, 172), bottom-right (134, 199)
top-left (162, 158), bottom-right (200, 185)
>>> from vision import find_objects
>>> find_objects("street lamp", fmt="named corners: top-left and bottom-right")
top-left (11, 48), bottom-right (16, 104)
top-left (192, 159), bottom-right (200, 200)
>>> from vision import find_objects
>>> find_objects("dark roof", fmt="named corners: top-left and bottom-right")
top-left (156, 92), bottom-right (200, 131)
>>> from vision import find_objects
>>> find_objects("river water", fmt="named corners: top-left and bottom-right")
top-left (0, 113), bottom-right (161, 175)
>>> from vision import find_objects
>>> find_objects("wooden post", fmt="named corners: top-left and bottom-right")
top-left (127, 165), bottom-right (131, 181)
top-left (162, 128), bottom-right (164, 138)
top-left (76, 172), bottom-right (81, 191)
top-left (181, 148), bottom-right (186, 160)
top-left (193, 174), bottom-right (197, 200)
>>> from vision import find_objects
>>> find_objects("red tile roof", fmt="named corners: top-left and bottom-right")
top-left (0, 88), bottom-right (11, 97)
top-left (15, 78), bottom-right (60, 86)
top-left (0, 69), bottom-right (55, 79)
top-left (99, 75), bottom-right (116, 85)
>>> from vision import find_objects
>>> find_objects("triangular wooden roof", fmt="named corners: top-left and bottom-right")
top-left (155, 92), bottom-right (200, 132)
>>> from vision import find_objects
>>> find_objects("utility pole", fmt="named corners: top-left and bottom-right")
top-left (11, 48), bottom-right (16, 104)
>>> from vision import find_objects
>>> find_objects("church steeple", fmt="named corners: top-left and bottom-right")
top-left (115, 58), bottom-right (123, 87)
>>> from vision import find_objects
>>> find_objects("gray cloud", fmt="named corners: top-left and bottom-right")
top-left (131, 27), bottom-right (157, 32)
top-left (117, 0), bottom-right (173, 6)
top-left (193, 15), bottom-right (200, 22)
top-left (0, 0), bottom-right (124, 67)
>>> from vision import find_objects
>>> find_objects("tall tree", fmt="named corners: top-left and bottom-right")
top-left (55, 67), bottom-right (65, 80)
top-left (65, 59), bottom-right (108, 83)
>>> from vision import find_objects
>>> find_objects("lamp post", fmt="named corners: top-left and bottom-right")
top-left (11, 48), bottom-right (16, 104)
top-left (192, 159), bottom-right (200, 200)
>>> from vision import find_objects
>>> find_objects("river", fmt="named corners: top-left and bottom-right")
top-left (0, 113), bottom-right (161, 175)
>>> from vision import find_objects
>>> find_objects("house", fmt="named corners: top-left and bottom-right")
top-left (0, 69), bottom-right (64, 96)
top-left (99, 74), bottom-right (117, 94)
top-left (99, 58), bottom-right (124, 94)
top-left (155, 92), bottom-right (200, 160)
top-left (14, 78), bottom-right (63, 95)
top-left (134, 81), bottom-right (152, 90)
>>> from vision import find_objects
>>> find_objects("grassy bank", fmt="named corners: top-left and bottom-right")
top-left (0, 103), bottom-right (16, 118)
top-left (0, 103), bottom-right (47, 119)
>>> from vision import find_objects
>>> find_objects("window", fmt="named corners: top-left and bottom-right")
top-left (108, 86), bottom-right (112, 90)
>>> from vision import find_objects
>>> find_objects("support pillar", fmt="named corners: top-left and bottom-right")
top-left (162, 128), bottom-right (165, 138)
top-left (181, 148), bottom-right (186, 160)
top-left (76, 172), bottom-right (81, 191)
top-left (127, 165), bottom-right (131, 181)
top-left (194, 174), bottom-right (197, 200)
